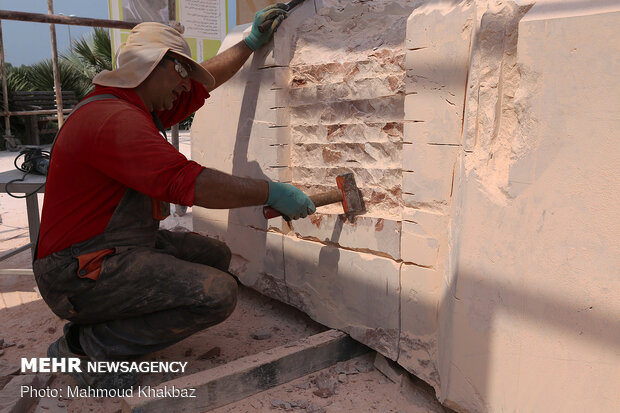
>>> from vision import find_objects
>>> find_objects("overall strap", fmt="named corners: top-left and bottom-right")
top-left (33, 94), bottom-right (120, 263)
top-left (151, 112), bottom-right (167, 140)
top-left (49, 93), bottom-right (119, 152)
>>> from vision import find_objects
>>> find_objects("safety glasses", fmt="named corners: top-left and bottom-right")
top-left (163, 55), bottom-right (192, 79)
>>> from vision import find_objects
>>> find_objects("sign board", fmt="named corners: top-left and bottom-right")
top-left (235, 0), bottom-right (277, 25)
top-left (108, 0), bottom-right (232, 64)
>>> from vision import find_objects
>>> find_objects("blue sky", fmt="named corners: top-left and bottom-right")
top-left (1, 0), bottom-right (240, 67)
top-left (1, 0), bottom-right (110, 66)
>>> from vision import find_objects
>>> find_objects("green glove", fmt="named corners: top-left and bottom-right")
top-left (267, 181), bottom-right (316, 220)
top-left (244, 4), bottom-right (288, 51)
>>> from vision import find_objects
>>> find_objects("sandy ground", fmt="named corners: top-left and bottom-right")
top-left (0, 133), bottom-right (449, 412)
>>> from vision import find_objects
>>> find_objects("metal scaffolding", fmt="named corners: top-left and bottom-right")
top-left (0, 5), bottom-right (136, 150)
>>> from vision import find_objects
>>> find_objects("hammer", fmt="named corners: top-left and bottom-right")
top-left (263, 173), bottom-right (365, 219)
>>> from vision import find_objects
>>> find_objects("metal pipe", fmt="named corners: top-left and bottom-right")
top-left (3, 109), bottom-right (72, 116)
top-left (169, 0), bottom-right (180, 150)
top-left (47, 0), bottom-right (63, 129)
top-left (0, 9), bottom-right (136, 30)
top-left (0, 20), bottom-right (11, 137)
top-left (168, 0), bottom-right (186, 216)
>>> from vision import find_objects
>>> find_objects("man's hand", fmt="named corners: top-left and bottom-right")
top-left (244, 4), bottom-right (288, 51)
top-left (267, 181), bottom-right (315, 220)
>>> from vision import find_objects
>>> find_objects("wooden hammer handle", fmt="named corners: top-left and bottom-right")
top-left (263, 189), bottom-right (342, 219)
top-left (309, 189), bottom-right (343, 208)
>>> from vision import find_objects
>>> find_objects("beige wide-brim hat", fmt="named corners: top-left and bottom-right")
top-left (93, 22), bottom-right (215, 90)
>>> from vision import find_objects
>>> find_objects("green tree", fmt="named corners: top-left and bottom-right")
top-left (1, 28), bottom-right (112, 148)
top-left (1, 27), bottom-right (112, 99)
top-left (63, 27), bottom-right (112, 96)
top-left (16, 59), bottom-right (92, 98)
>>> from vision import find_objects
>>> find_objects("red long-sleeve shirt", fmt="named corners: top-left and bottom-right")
top-left (37, 81), bottom-right (209, 259)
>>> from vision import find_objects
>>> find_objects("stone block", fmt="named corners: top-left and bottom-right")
top-left (397, 264), bottom-right (442, 388)
top-left (402, 143), bottom-right (417, 172)
top-left (275, 88), bottom-right (289, 107)
top-left (289, 214), bottom-right (401, 260)
top-left (401, 221), bottom-right (439, 267)
top-left (292, 122), bottom-right (402, 145)
top-left (289, 75), bottom-right (405, 106)
top-left (247, 121), bottom-right (280, 147)
top-left (253, 86), bottom-right (277, 124)
top-left (404, 91), bottom-right (463, 138)
top-left (441, 9), bottom-right (620, 413)
top-left (402, 208), bottom-right (448, 241)
top-left (403, 123), bottom-right (418, 145)
top-left (275, 107), bottom-right (290, 127)
top-left (292, 141), bottom-right (400, 169)
top-left (243, 128), bottom-right (290, 174)
top-left (273, 125), bottom-right (290, 145)
top-left (406, 3), bottom-right (473, 51)
top-left (273, 166), bottom-right (292, 182)
top-left (405, 46), bottom-right (470, 106)
top-left (193, 218), bottom-right (287, 296)
top-left (290, 95), bottom-right (405, 126)
top-left (254, 38), bottom-right (277, 68)
top-left (282, 235), bottom-right (401, 359)
top-left (276, 144), bottom-right (291, 166)
top-left (267, 0), bottom-right (321, 66)
top-left (274, 66), bottom-right (290, 89)
top-left (401, 145), bottom-right (459, 203)
top-left (404, 120), bottom-right (463, 146)
top-left (403, 94), bottom-right (424, 122)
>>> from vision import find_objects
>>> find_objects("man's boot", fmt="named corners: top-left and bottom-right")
top-left (47, 323), bottom-right (138, 390)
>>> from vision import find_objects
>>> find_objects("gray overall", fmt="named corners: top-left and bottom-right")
top-left (33, 95), bottom-right (238, 361)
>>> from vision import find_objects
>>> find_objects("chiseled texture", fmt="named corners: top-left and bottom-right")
top-left (288, 0), bottom-right (413, 219)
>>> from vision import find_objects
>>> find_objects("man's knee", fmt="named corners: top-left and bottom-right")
top-left (216, 241), bottom-right (232, 271)
top-left (215, 243), bottom-right (232, 273)
top-left (199, 272), bottom-right (237, 322)
top-left (192, 234), bottom-right (232, 272)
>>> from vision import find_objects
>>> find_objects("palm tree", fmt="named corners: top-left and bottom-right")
top-left (0, 29), bottom-right (112, 148)
top-left (3, 63), bottom-right (30, 91)
top-left (63, 27), bottom-right (112, 95)
top-left (0, 28), bottom-right (112, 100)
top-left (18, 59), bottom-right (92, 98)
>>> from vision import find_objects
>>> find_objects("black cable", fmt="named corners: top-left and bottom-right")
top-left (5, 173), bottom-right (46, 199)
top-left (13, 148), bottom-right (51, 173)
top-left (6, 148), bottom-right (49, 198)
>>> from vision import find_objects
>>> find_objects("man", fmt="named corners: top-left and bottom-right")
top-left (34, 5), bottom-right (315, 390)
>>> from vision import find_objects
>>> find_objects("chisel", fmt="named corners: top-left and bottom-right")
top-left (257, 0), bottom-right (307, 33)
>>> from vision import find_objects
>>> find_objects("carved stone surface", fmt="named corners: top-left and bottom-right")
top-left (193, 1), bottom-right (620, 412)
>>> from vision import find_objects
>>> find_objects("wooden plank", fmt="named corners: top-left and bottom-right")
top-left (121, 330), bottom-right (370, 413)
top-left (0, 268), bottom-right (34, 276)
top-left (7, 109), bottom-right (72, 116)
top-left (10, 90), bottom-right (75, 96)
top-left (12, 98), bottom-right (75, 104)
top-left (0, 244), bottom-right (32, 263)
top-left (9, 91), bottom-right (77, 116)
